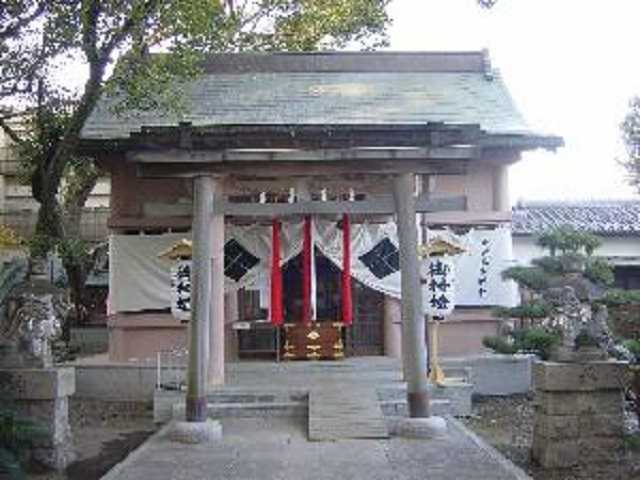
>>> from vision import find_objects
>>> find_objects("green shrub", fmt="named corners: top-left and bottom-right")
top-left (536, 226), bottom-right (601, 256)
top-left (624, 339), bottom-right (640, 360)
top-left (600, 289), bottom-right (640, 306)
top-left (513, 327), bottom-right (561, 360)
top-left (531, 256), bottom-right (564, 274)
top-left (484, 328), bottom-right (560, 360)
top-left (482, 335), bottom-right (518, 355)
top-left (501, 266), bottom-right (551, 291)
top-left (494, 301), bottom-right (551, 320)
top-left (584, 257), bottom-right (614, 286)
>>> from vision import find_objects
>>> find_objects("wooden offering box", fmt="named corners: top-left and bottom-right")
top-left (282, 322), bottom-right (344, 360)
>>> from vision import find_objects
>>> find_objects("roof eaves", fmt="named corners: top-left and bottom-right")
top-left (481, 133), bottom-right (564, 152)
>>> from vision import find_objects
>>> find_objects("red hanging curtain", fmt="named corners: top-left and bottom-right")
top-left (302, 215), bottom-right (312, 326)
top-left (341, 214), bottom-right (353, 325)
top-left (270, 219), bottom-right (284, 327)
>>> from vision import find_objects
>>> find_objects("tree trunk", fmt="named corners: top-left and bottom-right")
top-left (62, 167), bottom-right (100, 238)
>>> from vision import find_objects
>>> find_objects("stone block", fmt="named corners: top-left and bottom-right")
top-left (578, 413), bottom-right (624, 438)
top-left (533, 414), bottom-right (579, 440)
top-left (531, 437), bottom-right (579, 468)
top-left (578, 437), bottom-right (623, 465)
top-left (0, 367), bottom-right (76, 470)
top-left (0, 367), bottom-right (75, 400)
top-left (533, 361), bottom-right (627, 392)
top-left (536, 391), bottom-right (623, 416)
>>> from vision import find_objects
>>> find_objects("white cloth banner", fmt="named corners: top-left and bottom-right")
top-left (110, 221), bottom-right (518, 314)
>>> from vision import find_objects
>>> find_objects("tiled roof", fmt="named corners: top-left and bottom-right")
top-left (512, 200), bottom-right (640, 236)
top-left (80, 51), bottom-right (545, 141)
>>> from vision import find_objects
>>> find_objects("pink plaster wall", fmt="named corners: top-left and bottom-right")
top-left (383, 300), bottom-right (500, 358)
top-left (431, 164), bottom-right (497, 212)
top-left (429, 309), bottom-right (500, 357)
top-left (108, 311), bottom-right (242, 363)
top-left (108, 313), bottom-right (187, 362)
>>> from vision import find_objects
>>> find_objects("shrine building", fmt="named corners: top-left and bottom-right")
top-left (79, 51), bottom-right (561, 416)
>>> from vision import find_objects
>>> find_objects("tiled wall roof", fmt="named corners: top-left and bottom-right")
top-left (512, 200), bottom-right (640, 236)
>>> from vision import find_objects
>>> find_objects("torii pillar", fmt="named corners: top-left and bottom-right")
top-left (393, 173), bottom-right (430, 418)
top-left (186, 175), bottom-right (214, 422)
top-left (208, 184), bottom-right (225, 388)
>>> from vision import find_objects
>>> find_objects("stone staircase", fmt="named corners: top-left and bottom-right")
top-left (153, 358), bottom-right (473, 424)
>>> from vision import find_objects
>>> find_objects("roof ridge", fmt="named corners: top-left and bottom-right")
top-left (198, 51), bottom-right (489, 74)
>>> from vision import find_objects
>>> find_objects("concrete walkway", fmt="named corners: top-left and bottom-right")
top-left (102, 417), bottom-right (530, 480)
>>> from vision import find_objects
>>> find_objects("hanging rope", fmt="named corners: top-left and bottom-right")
top-left (341, 214), bottom-right (353, 325)
top-left (270, 218), bottom-right (284, 326)
top-left (302, 215), bottom-right (312, 325)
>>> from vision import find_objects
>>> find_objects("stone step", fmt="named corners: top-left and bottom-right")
top-left (308, 385), bottom-right (389, 441)
top-left (206, 388), bottom-right (307, 404)
top-left (172, 401), bottom-right (307, 419)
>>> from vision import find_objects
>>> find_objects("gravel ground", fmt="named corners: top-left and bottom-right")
top-left (462, 394), bottom-right (640, 480)
top-left (26, 406), bottom-right (156, 480)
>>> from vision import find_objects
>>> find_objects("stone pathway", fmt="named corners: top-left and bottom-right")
top-left (308, 384), bottom-right (388, 440)
top-left (101, 417), bottom-right (530, 480)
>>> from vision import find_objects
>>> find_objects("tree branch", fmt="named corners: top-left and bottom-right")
top-left (0, 2), bottom-right (47, 41)
top-left (98, 0), bottom-right (161, 62)
top-left (0, 118), bottom-right (24, 145)
top-left (81, 0), bottom-right (101, 63)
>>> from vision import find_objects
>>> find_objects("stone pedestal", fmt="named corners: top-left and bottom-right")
top-left (531, 361), bottom-right (626, 469)
top-left (0, 367), bottom-right (76, 470)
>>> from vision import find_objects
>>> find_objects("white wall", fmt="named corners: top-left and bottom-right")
top-left (513, 235), bottom-right (640, 266)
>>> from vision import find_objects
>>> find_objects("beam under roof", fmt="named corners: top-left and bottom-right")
top-left (126, 146), bottom-right (479, 164)
top-left (214, 194), bottom-right (467, 216)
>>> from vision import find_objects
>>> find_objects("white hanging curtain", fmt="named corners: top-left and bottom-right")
top-left (110, 221), bottom-right (518, 315)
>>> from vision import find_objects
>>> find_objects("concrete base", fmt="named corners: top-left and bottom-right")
top-left (167, 419), bottom-right (222, 444)
top-left (389, 416), bottom-right (448, 438)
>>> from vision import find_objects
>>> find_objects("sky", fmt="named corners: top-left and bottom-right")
top-left (387, 0), bottom-right (640, 204)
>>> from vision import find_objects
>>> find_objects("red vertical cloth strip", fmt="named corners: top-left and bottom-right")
top-left (270, 219), bottom-right (284, 326)
top-left (302, 215), bottom-right (312, 325)
top-left (341, 214), bottom-right (353, 325)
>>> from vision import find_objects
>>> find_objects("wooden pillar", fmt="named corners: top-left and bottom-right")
top-left (186, 176), bottom-right (214, 422)
top-left (393, 173), bottom-right (430, 418)
top-left (383, 295), bottom-right (402, 360)
top-left (224, 292), bottom-right (239, 362)
top-left (208, 194), bottom-right (225, 387)
top-left (492, 164), bottom-right (509, 211)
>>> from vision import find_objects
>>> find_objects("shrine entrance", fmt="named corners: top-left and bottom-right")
top-left (282, 251), bottom-right (385, 356)
top-left (349, 281), bottom-right (384, 356)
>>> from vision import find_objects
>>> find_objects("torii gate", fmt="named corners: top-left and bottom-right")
top-left (107, 122), bottom-right (530, 422)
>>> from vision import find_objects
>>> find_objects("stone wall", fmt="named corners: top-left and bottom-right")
top-left (531, 361), bottom-right (627, 469)
top-left (441, 354), bottom-right (533, 396)
top-left (70, 327), bottom-right (108, 355)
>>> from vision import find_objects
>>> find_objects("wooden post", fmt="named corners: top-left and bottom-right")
top-left (186, 176), bottom-right (214, 422)
top-left (208, 185), bottom-right (225, 388)
top-left (393, 173), bottom-right (430, 418)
